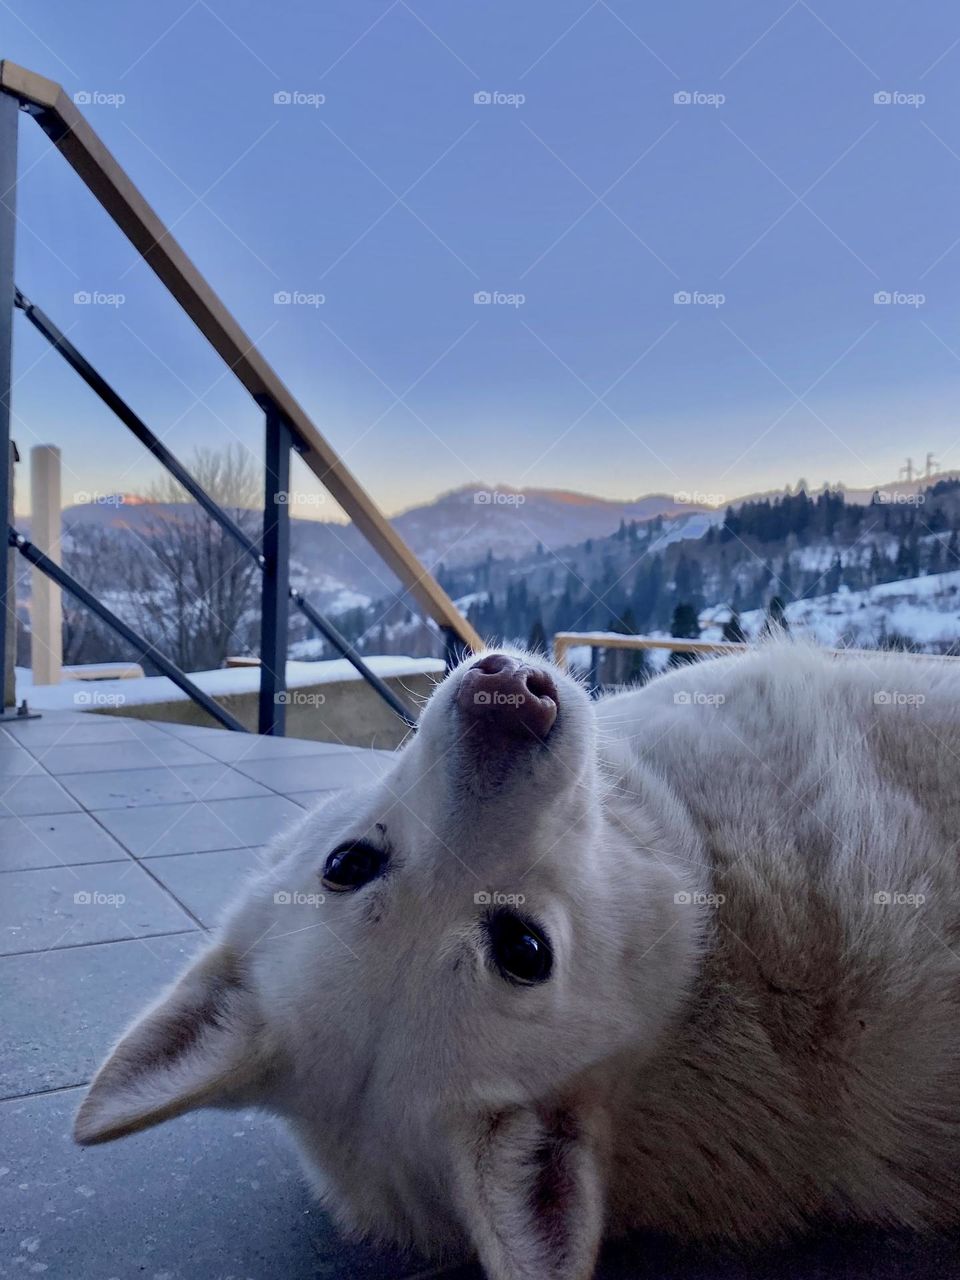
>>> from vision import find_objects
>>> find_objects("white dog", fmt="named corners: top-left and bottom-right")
top-left (75, 645), bottom-right (960, 1280)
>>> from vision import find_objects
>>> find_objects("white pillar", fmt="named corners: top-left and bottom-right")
top-left (30, 445), bottom-right (62, 685)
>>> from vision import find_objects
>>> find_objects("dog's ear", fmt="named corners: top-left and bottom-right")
top-left (450, 1101), bottom-right (606, 1280)
top-left (74, 942), bottom-right (275, 1145)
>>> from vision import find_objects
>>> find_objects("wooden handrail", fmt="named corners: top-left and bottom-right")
top-left (553, 632), bottom-right (746, 668)
top-left (0, 60), bottom-right (481, 652)
top-left (552, 631), bottom-right (960, 669)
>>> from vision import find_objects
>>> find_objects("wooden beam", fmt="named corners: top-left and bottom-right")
top-left (0, 61), bottom-right (481, 652)
top-left (552, 631), bottom-right (960, 670)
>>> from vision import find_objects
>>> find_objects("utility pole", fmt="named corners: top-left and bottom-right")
top-left (900, 458), bottom-right (915, 483)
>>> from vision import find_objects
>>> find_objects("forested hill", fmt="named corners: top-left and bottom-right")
top-left (342, 479), bottom-right (960, 656)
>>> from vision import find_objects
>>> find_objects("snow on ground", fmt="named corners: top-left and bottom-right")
top-left (565, 571), bottom-right (960, 677)
top-left (700, 570), bottom-right (960, 651)
top-left (16, 656), bottom-right (445, 712)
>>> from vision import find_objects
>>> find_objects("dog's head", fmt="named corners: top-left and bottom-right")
top-left (74, 650), bottom-right (698, 1278)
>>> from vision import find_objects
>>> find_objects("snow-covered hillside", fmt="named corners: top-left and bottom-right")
top-left (701, 571), bottom-right (960, 652)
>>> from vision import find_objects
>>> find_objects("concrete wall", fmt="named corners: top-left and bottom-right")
top-left (96, 671), bottom-right (438, 749)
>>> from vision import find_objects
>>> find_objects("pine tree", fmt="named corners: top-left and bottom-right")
top-left (668, 602), bottom-right (700, 666)
top-left (761, 595), bottom-right (790, 637)
top-left (528, 616), bottom-right (547, 654)
top-left (721, 611), bottom-right (746, 644)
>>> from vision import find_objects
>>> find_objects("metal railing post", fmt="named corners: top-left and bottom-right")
top-left (0, 93), bottom-right (18, 712)
top-left (258, 404), bottom-right (292, 734)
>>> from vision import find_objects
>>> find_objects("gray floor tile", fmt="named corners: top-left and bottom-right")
top-left (289, 789), bottom-right (340, 808)
top-left (176, 728), bottom-right (367, 762)
top-left (0, 745), bottom-right (44, 777)
top-left (33, 736), bottom-right (215, 775)
top-left (234, 750), bottom-right (395, 794)
top-left (2, 714), bottom-right (164, 748)
top-left (0, 933), bottom-right (204, 1098)
top-left (0, 773), bottom-right (81, 817)
top-left (93, 794), bottom-right (302, 857)
top-left (0, 1089), bottom-right (420, 1280)
top-left (0, 811), bottom-right (131, 873)
top-left (0, 862), bottom-right (197, 955)
top-left (143, 847), bottom-right (271, 927)
top-left (57, 763), bottom-right (274, 810)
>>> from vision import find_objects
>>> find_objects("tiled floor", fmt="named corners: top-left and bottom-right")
top-left (2, 711), bottom-right (958, 1279)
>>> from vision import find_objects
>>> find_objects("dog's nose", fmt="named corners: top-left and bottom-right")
top-left (455, 654), bottom-right (559, 740)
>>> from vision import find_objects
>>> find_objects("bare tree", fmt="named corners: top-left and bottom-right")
top-left (61, 525), bottom-right (132, 665)
top-left (127, 446), bottom-right (265, 672)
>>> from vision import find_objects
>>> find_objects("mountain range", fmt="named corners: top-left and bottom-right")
top-left (17, 472), bottom-right (960, 615)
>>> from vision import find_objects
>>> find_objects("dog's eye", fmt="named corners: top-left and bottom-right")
top-left (487, 910), bottom-right (553, 985)
top-left (322, 842), bottom-right (386, 891)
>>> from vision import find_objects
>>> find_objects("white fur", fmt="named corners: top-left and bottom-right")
top-left (74, 644), bottom-right (960, 1279)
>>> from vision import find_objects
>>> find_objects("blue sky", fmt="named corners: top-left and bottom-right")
top-left (4, 0), bottom-right (960, 516)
